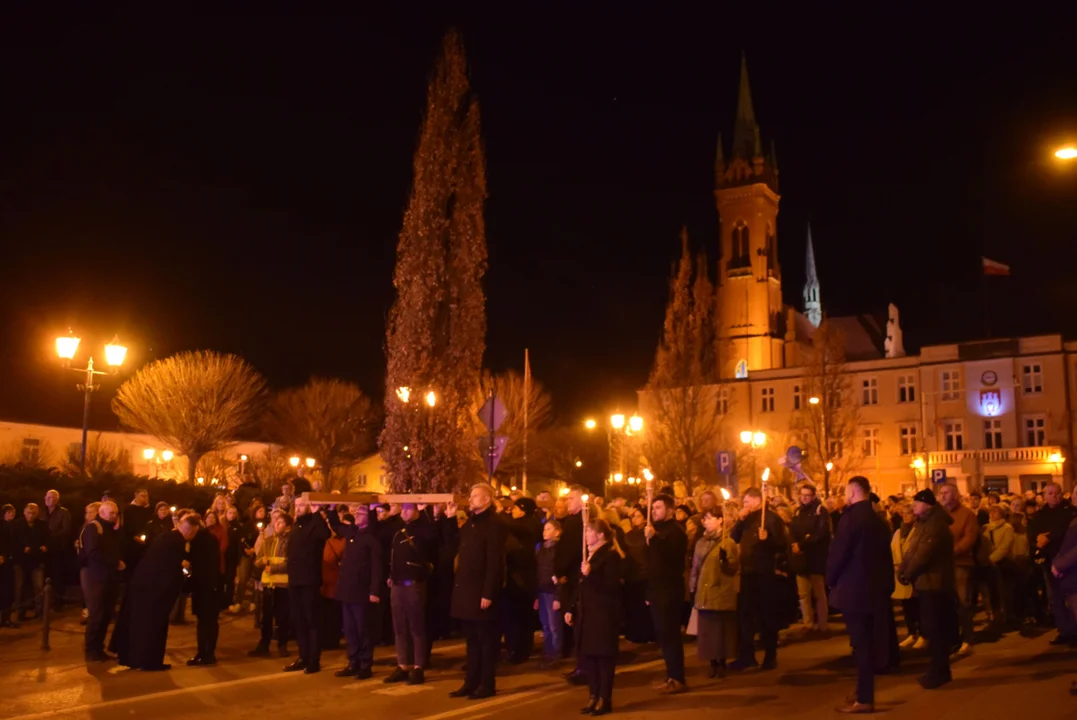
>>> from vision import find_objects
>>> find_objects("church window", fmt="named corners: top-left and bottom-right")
top-left (760, 386), bottom-right (775, 413)
top-left (735, 359), bottom-right (748, 379)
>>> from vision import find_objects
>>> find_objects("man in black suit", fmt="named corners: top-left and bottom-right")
top-left (448, 484), bottom-right (505, 700)
top-left (284, 497), bottom-right (331, 674)
top-left (827, 476), bottom-right (894, 714)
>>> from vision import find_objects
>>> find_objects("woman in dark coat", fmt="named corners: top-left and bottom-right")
top-left (566, 518), bottom-right (623, 716)
top-left (620, 506), bottom-right (653, 644)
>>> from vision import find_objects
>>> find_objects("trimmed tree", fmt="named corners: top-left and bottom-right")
top-left (380, 29), bottom-right (487, 492)
top-left (269, 378), bottom-right (378, 490)
top-left (642, 229), bottom-right (724, 493)
top-left (111, 351), bottom-right (266, 484)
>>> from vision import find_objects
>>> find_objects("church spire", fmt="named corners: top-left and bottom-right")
top-left (732, 53), bottom-right (762, 162)
top-left (803, 224), bottom-right (822, 328)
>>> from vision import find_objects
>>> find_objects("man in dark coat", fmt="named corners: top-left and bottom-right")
top-left (331, 506), bottom-right (384, 679)
top-left (43, 490), bottom-right (72, 609)
top-left (558, 488), bottom-right (586, 683)
top-left (644, 494), bottom-right (689, 694)
top-left (1029, 483), bottom-right (1077, 643)
top-left (113, 512), bottom-right (201, 671)
top-left (827, 477), bottom-right (894, 714)
top-left (285, 497), bottom-right (331, 674)
top-left (899, 489), bottom-right (956, 690)
top-left (79, 501), bottom-right (123, 662)
top-left (384, 503), bottom-right (437, 685)
top-left (449, 485), bottom-right (505, 700)
top-left (790, 482), bottom-right (831, 633)
top-left (187, 524), bottom-right (222, 666)
top-left (501, 497), bottom-right (542, 664)
top-left (730, 487), bottom-right (788, 671)
top-left (121, 489), bottom-right (154, 581)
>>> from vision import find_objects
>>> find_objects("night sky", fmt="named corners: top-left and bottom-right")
top-left (1, 4), bottom-right (1075, 432)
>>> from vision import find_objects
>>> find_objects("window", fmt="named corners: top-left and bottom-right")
top-left (735, 359), bottom-right (748, 379)
top-left (984, 419), bottom-right (1003, 449)
top-left (898, 374), bottom-right (916, 403)
top-left (760, 386), bottom-right (775, 413)
top-left (860, 427), bottom-right (880, 457)
top-left (861, 377), bottom-right (879, 405)
top-left (943, 420), bottom-right (964, 451)
top-left (941, 369), bottom-right (962, 401)
top-left (899, 424), bottom-right (919, 455)
top-left (1022, 363), bottom-right (1043, 394)
top-left (793, 384), bottom-right (802, 411)
top-left (828, 440), bottom-right (844, 459)
top-left (717, 387), bottom-right (730, 415)
top-left (21, 438), bottom-right (41, 464)
top-left (356, 474), bottom-right (368, 488)
top-left (1024, 416), bottom-right (1047, 447)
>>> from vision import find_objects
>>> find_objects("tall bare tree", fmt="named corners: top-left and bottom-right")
top-left (790, 320), bottom-right (862, 495)
top-left (380, 29), bottom-right (487, 492)
top-left (112, 351), bottom-right (266, 484)
top-left (472, 369), bottom-right (554, 485)
top-left (643, 229), bottom-right (724, 493)
top-left (63, 434), bottom-right (131, 479)
top-left (269, 378), bottom-right (378, 491)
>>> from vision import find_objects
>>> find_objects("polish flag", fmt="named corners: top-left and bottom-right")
top-left (982, 257), bottom-right (1010, 276)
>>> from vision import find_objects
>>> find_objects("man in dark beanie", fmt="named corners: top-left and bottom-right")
top-left (899, 488), bottom-right (956, 690)
top-left (501, 497), bottom-right (542, 663)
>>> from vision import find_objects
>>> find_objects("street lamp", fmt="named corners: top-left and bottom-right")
top-left (809, 396), bottom-right (820, 405)
top-left (56, 331), bottom-right (128, 474)
top-left (575, 459), bottom-right (582, 468)
top-left (1055, 146), bottom-right (1077, 160)
top-left (162, 450), bottom-right (174, 462)
top-left (629, 415), bottom-right (643, 433)
top-left (611, 414), bottom-right (625, 430)
top-left (289, 456), bottom-right (301, 468)
top-left (741, 429), bottom-right (766, 487)
top-left (425, 390), bottom-right (437, 408)
top-left (143, 448), bottom-right (155, 461)
top-left (584, 418), bottom-right (597, 430)
top-left (396, 386), bottom-right (411, 403)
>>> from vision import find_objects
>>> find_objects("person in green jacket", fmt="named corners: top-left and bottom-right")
top-left (688, 508), bottom-right (739, 678)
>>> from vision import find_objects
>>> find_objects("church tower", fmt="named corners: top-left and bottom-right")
top-left (803, 224), bottom-right (822, 327)
top-left (715, 55), bottom-right (782, 379)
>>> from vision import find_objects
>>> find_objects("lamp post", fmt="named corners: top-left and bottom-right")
top-left (585, 413), bottom-right (644, 494)
top-left (740, 429), bottom-right (766, 487)
top-left (397, 385), bottom-right (437, 492)
top-left (1055, 146), bottom-right (1077, 161)
top-left (56, 332), bottom-right (127, 475)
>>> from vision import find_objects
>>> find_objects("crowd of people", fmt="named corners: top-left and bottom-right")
top-left (2, 475), bottom-right (1077, 715)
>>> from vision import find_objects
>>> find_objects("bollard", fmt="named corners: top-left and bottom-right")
top-left (41, 578), bottom-right (52, 651)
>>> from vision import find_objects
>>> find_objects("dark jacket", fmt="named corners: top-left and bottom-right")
top-left (826, 500), bottom-right (894, 613)
top-left (188, 529), bottom-right (221, 617)
top-left (557, 512), bottom-right (584, 605)
top-left (390, 515), bottom-right (436, 584)
top-left (789, 499), bottom-right (831, 576)
top-left (645, 518), bottom-right (688, 604)
top-left (731, 508), bottom-right (788, 576)
top-left (79, 515), bottom-right (122, 582)
top-left (15, 518), bottom-right (48, 568)
top-left (44, 505), bottom-right (72, 551)
top-left (287, 511), bottom-right (332, 587)
top-left (450, 506), bottom-right (505, 621)
top-left (899, 504), bottom-right (955, 593)
top-left (504, 513), bottom-right (542, 594)
top-left (1052, 518), bottom-right (1077, 596)
top-left (335, 522), bottom-right (384, 604)
top-left (571, 543), bottom-right (623, 657)
top-left (1030, 502), bottom-right (1077, 562)
top-left (622, 527), bottom-right (648, 584)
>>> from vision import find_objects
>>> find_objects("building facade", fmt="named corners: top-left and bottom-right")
top-left (641, 58), bottom-right (1071, 497)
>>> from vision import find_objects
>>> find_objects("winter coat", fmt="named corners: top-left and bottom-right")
top-left (287, 511), bottom-right (331, 587)
top-left (258, 531), bottom-right (290, 588)
top-left (645, 518), bottom-right (688, 604)
top-left (690, 531), bottom-right (739, 612)
top-left (321, 536), bottom-right (345, 598)
top-left (899, 505), bottom-right (955, 593)
top-left (945, 504), bottom-right (978, 566)
top-left (826, 500), bottom-right (894, 614)
top-left (730, 508), bottom-right (788, 576)
top-left (1050, 518), bottom-right (1077, 596)
top-left (890, 526), bottom-right (915, 600)
top-left (789, 499), bottom-right (831, 576)
top-left (333, 523), bottom-right (384, 605)
top-left (570, 543), bottom-right (623, 657)
top-left (450, 506), bottom-right (506, 621)
top-left (983, 519), bottom-right (1015, 564)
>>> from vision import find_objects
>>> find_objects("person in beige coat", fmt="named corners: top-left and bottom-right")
top-left (890, 503), bottom-right (924, 648)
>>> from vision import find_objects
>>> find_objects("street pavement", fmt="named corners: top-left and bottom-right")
top-left (1, 609), bottom-right (1075, 720)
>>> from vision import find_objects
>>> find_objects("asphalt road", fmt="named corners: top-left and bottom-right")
top-left (1, 610), bottom-right (1075, 720)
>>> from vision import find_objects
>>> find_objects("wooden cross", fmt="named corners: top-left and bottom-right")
top-left (302, 492), bottom-right (464, 505)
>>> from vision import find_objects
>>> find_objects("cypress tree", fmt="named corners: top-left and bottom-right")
top-left (380, 29), bottom-right (487, 492)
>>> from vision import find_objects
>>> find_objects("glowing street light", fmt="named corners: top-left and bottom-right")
top-left (425, 390), bottom-right (437, 408)
top-left (162, 450), bottom-right (174, 462)
top-left (753, 432), bottom-right (766, 447)
top-left (826, 461), bottom-right (834, 472)
top-left (629, 415), bottom-right (643, 433)
top-left (611, 414), bottom-right (625, 430)
top-left (809, 396), bottom-right (820, 405)
top-left (584, 418), bottom-right (597, 430)
top-left (559, 487), bottom-right (570, 496)
top-left (1049, 451), bottom-right (1064, 464)
top-left (305, 458), bottom-right (316, 468)
top-left (575, 459), bottom-right (583, 468)
top-left (289, 456), bottom-right (301, 468)
top-left (911, 457), bottom-right (925, 470)
top-left (396, 386), bottom-right (411, 403)
top-left (55, 331), bottom-right (128, 475)
top-left (1055, 146), bottom-right (1077, 160)
top-left (613, 473), bottom-right (623, 483)
top-left (143, 448), bottom-right (156, 460)
top-left (740, 430), bottom-right (753, 445)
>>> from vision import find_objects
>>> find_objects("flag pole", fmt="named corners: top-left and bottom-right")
top-left (523, 349), bottom-right (530, 495)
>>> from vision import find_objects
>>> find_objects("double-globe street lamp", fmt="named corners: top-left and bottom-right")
top-left (56, 332), bottom-right (128, 475)
top-left (584, 413), bottom-right (644, 494)
top-left (397, 385), bottom-right (437, 491)
top-left (142, 448), bottom-right (175, 480)
top-left (739, 429), bottom-right (767, 487)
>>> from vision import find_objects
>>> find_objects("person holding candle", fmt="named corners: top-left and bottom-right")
top-left (645, 494), bottom-right (689, 694)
